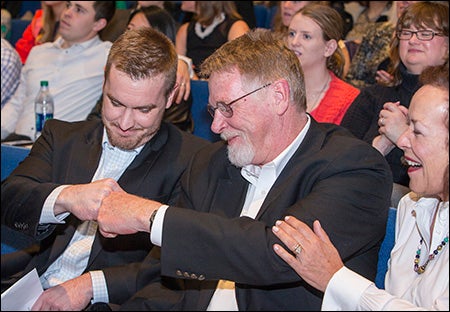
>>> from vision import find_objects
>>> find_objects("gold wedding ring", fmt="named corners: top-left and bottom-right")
top-left (293, 243), bottom-right (303, 255)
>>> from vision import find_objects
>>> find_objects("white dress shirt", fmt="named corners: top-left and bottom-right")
top-left (322, 195), bottom-right (449, 310)
top-left (1, 35), bottom-right (111, 140)
top-left (39, 130), bottom-right (143, 303)
top-left (151, 116), bottom-right (312, 310)
top-left (1, 38), bottom-right (22, 108)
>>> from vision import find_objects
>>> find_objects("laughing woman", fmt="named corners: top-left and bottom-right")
top-left (272, 62), bottom-right (449, 310)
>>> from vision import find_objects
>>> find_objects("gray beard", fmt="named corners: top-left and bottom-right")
top-left (227, 143), bottom-right (255, 168)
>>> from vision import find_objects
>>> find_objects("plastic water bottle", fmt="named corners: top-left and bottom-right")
top-left (34, 80), bottom-right (54, 140)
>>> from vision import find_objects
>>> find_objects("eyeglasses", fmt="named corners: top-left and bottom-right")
top-left (396, 29), bottom-right (444, 41)
top-left (207, 83), bottom-right (272, 118)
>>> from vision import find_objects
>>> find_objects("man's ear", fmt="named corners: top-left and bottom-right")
top-left (271, 79), bottom-right (290, 116)
top-left (93, 18), bottom-right (107, 33)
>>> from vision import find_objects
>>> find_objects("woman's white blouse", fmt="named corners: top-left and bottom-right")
top-left (322, 194), bottom-right (449, 310)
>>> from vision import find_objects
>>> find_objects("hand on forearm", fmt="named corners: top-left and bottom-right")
top-left (272, 218), bottom-right (343, 292)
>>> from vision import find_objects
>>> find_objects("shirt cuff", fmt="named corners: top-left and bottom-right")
top-left (150, 205), bottom-right (169, 246)
top-left (90, 270), bottom-right (109, 304)
top-left (40, 185), bottom-right (70, 223)
top-left (322, 266), bottom-right (373, 310)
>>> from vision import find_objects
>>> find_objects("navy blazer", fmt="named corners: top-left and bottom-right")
top-left (117, 118), bottom-right (393, 310)
top-left (1, 118), bottom-right (210, 290)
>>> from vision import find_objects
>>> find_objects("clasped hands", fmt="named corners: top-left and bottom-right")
top-left (57, 178), bottom-right (159, 238)
top-left (373, 101), bottom-right (409, 155)
top-left (378, 101), bottom-right (409, 142)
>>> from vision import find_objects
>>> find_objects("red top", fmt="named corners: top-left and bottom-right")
top-left (15, 9), bottom-right (43, 64)
top-left (310, 72), bottom-right (360, 125)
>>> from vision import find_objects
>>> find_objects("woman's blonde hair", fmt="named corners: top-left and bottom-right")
top-left (37, 3), bottom-right (60, 44)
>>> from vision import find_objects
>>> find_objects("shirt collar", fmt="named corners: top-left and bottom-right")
top-left (414, 197), bottom-right (449, 249)
top-left (52, 35), bottom-right (102, 51)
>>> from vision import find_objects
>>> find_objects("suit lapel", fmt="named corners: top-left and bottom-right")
top-left (77, 122), bottom-right (103, 183)
top-left (210, 165), bottom-right (248, 218)
top-left (88, 125), bottom-right (170, 266)
top-left (255, 119), bottom-right (326, 219)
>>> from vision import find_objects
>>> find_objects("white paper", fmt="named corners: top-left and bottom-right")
top-left (1, 268), bottom-right (43, 311)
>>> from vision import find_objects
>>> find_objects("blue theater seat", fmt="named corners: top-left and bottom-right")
top-left (1, 144), bottom-right (30, 181)
top-left (375, 207), bottom-right (397, 289)
top-left (190, 80), bottom-right (220, 142)
top-left (8, 18), bottom-right (31, 46)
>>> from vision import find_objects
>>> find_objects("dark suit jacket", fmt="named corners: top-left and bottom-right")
top-left (117, 119), bottom-right (393, 310)
top-left (1, 118), bottom-right (210, 291)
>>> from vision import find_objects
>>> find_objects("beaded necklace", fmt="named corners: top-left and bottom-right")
top-left (414, 234), bottom-right (449, 274)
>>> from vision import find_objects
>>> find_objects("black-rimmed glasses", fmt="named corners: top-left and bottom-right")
top-left (396, 29), bottom-right (445, 41)
top-left (207, 83), bottom-right (272, 118)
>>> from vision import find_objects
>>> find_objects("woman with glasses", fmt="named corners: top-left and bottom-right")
top-left (340, 1), bottom-right (448, 188)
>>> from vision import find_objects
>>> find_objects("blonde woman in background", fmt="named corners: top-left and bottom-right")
top-left (272, 1), bottom-right (351, 77)
top-left (287, 3), bottom-right (359, 124)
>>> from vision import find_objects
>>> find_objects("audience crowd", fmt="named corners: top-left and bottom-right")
top-left (1, 1), bottom-right (115, 141)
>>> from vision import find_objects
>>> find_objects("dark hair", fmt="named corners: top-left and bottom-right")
top-left (420, 61), bottom-right (449, 200)
top-left (128, 5), bottom-right (177, 43)
top-left (420, 61), bottom-right (449, 91)
top-left (195, 1), bottom-right (242, 26)
top-left (357, 1), bottom-right (393, 10)
top-left (93, 1), bottom-right (116, 24)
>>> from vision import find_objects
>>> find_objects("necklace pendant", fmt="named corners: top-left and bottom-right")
top-left (413, 234), bottom-right (449, 275)
top-left (417, 266), bottom-right (426, 274)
